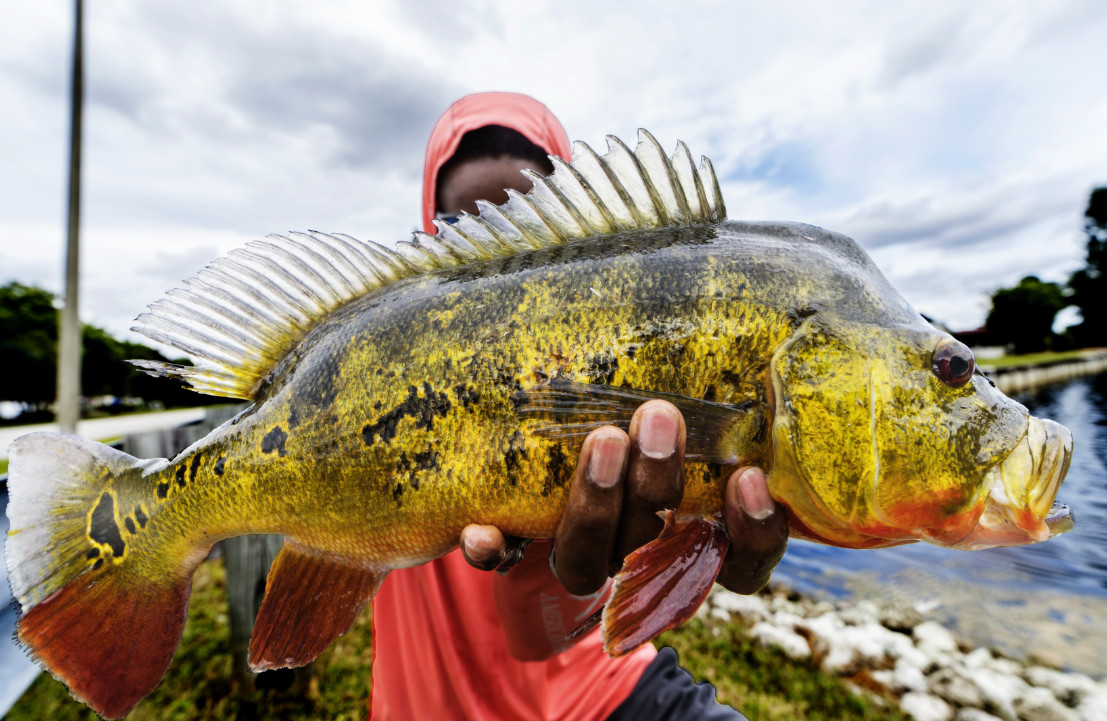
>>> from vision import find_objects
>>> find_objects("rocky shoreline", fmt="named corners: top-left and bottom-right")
top-left (701, 585), bottom-right (1107, 721)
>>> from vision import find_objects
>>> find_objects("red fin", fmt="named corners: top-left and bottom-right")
top-left (248, 542), bottom-right (384, 671)
top-left (602, 512), bottom-right (729, 656)
top-left (17, 570), bottom-right (191, 719)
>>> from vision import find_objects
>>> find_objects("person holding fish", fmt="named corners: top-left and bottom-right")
top-left (366, 92), bottom-right (790, 720)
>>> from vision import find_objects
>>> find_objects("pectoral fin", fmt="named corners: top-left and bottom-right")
top-left (516, 381), bottom-right (765, 465)
top-left (248, 541), bottom-right (385, 671)
top-left (602, 512), bottom-right (730, 656)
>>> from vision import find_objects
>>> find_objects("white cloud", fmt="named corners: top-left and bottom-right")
top-left (1, 0), bottom-right (1105, 346)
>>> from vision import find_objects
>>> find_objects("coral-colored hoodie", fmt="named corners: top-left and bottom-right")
top-left (369, 93), bottom-right (655, 721)
top-left (420, 92), bottom-right (572, 234)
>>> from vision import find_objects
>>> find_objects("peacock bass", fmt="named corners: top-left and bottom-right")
top-left (5, 130), bottom-right (1073, 719)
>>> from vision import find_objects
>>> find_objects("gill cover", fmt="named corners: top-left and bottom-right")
top-left (768, 318), bottom-right (1030, 548)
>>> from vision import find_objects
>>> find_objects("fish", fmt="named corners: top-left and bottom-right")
top-left (4, 129), bottom-right (1073, 719)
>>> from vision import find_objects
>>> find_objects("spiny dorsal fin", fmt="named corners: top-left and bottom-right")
top-left (131, 129), bottom-right (727, 400)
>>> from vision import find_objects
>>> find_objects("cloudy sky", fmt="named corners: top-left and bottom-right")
top-left (1, 0), bottom-right (1105, 349)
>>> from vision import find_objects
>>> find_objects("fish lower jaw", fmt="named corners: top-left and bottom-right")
top-left (948, 468), bottom-right (1051, 551)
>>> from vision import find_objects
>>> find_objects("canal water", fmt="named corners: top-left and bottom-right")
top-left (774, 372), bottom-right (1107, 676)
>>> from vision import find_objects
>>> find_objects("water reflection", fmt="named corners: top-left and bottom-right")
top-left (772, 372), bottom-right (1107, 674)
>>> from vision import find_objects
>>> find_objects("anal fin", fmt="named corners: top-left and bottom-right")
top-left (248, 542), bottom-right (384, 671)
top-left (602, 512), bottom-right (729, 656)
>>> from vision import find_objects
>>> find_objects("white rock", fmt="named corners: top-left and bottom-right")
top-left (987, 656), bottom-right (1024, 677)
top-left (960, 666), bottom-right (1029, 721)
top-left (878, 626), bottom-right (931, 671)
top-left (915, 621), bottom-right (959, 656)
top-left (1075, 689), bottom-right (1107, 721)
top-left (956, 709), bottom-right (1004, 721)
top-left (1024, 666), bottom-right (1101, 707)
top-left (711, 590), bottom-right (770, 623)
top-left (872, 658), bottom-right (928, 694)
top-left (801, 616), bottom-right (894, 673)
top-left (838, 599), bottom-right (880, 626)
top-left (928, 666), bottom-right (986, 708)
top-left (771, 610), bottom-right (806, 631)
top-left (748, 621), bottom-right (811, 659)
top-left (901, 691), bottom-right (954, 721)
top-left (964, 647), bottom-right (995, 669)
top-left (1014, 686), bottom-right (1079, 721)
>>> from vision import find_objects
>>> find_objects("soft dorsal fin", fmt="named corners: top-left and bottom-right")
top-left (131, 129), bottom-right (727, 400)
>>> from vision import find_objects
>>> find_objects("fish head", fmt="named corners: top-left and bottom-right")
top-left (766, 317), bottom-right (1073, 550)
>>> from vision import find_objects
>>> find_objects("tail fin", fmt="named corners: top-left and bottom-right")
top-left (5, 433), bottom-right (195, 719)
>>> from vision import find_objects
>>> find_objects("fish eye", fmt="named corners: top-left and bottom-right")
top-left (932, 338), bottom-right (975, 388)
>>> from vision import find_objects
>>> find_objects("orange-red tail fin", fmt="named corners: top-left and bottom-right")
top-left (18, 569), bottom-right (192, 718)
top-left (248, 541), bottom-right (384, 671)
top-left (602, 512), bottom-right (729, 656)
top-left (5, 432), bottom-right (197, 718)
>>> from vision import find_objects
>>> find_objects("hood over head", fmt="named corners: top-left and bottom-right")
top-left (422, 92), bottom-right (572, 234)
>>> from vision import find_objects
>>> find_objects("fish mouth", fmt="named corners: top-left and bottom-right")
top-left (951, 416), bottom-right (1073, 550)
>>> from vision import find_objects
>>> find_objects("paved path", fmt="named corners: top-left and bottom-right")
top-left (0, 407), bottom-right (209, 460)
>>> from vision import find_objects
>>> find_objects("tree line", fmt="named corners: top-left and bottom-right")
top-left (985, 187), bottom-right (1106, 354)
top-left (0, 282), bottom-right (218, 421)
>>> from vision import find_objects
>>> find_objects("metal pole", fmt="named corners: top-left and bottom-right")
top-left (57, 0), bottom-right (83, 433)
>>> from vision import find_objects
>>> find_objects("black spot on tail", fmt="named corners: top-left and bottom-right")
top-left (89, 493), bottom-right (126, 558)
top-left (392, 483), bottom-right (405, 506)
top-left (86, 548), bottom-right (100, 559)
top-left (157, 482), bottom-right (170, 499)
top-left (214, 456), bottom-right (226, 476)
top-left (175, 466), bottom-right (186, 488)
top-left (189, 453), bottom-right (202, 483)
top-left (262, 427), bottom-right (288, 456)
top-left (124, 517), bottom-right (137, 534)
top-left (134, 505), bottom-right (148, 528)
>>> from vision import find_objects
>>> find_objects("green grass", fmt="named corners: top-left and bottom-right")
top-left (5, 561), bottom-right (909, 721)
top-left (980, 349), bottom-right (1096, 369)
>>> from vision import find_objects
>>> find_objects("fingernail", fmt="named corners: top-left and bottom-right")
top-left (738, 468), bottom-right (774, 520)
top-left (638, 407), bottom-right (678, 459)
top-left (462, 527), bottom-right (497, 563)
top-left (589, 435), bottom-right (627, 488)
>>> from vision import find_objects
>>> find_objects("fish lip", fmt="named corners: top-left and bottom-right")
top-left (1044, 502), bottom-right (1075, 537)
top-left (1026, 418), bottom-right (1073, 518)
top-left (949, 416), bottom-right (1074, 550)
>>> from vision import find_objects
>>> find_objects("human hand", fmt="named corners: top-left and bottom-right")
top-left (460, 400), bottom-right (788, 595)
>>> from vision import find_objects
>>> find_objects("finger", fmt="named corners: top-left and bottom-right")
top-left (460, 525), bottom-right (531, 573)
top-left (613, 400), bottom-right (686, 565)
top-left (553, 427), bottom-right (629, 595)
top-left (716, 467), bottom-right (789, 594)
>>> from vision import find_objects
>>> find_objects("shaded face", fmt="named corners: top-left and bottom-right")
top-left (437, 156), bottom-right (540, 217)
top-left (767, 318), bottom-right (1072, 550)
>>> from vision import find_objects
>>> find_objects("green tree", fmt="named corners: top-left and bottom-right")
top-left (0, 281), bottom-right (215, 412)
top-left (1067, 187), bottom-right (1107, 347)
top-left (985, 276), bottom-right (1066, 354)
top-left (0, 282), bottom-right (58, 405)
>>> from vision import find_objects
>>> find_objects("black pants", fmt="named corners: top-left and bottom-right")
top-left (605, 647), bottom-right (747, 721)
